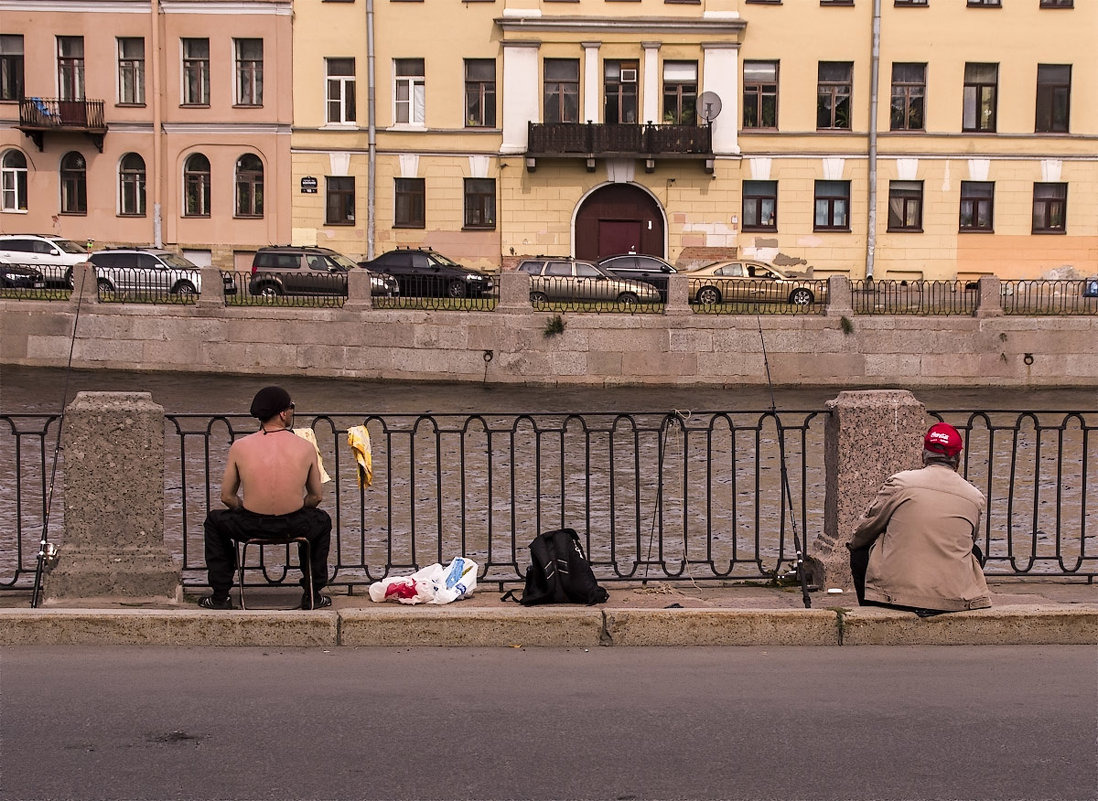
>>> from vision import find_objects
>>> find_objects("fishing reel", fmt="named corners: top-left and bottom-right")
top-left (39, 542), bottom-right (60, 572)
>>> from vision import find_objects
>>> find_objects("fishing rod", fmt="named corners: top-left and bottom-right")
top-left (31, 264), bottom-right (88, 608)
top-left (756, 312), bottom-right (813, 609)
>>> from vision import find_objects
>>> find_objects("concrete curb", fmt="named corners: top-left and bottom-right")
top-left (2, 604), bottom-right (1095, 647)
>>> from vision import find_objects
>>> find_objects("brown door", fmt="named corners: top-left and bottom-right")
top-left (575, 184), bottom-right (664, 260)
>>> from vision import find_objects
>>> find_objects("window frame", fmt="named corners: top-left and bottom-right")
top-left (1035, 64), bottom-right (1070, 133)
top-left (394, 58), bottom-right (425, 127)
top-left (234, 38), bottom-right (264, 107)
top-left (117, 37), bottom-right (145, 106)
top-left (742, 60), bottom-right (778, 130)
top-left (816, 61), bottom-right (853, 130)
top-left (118, 152), bottom-right (146, 217)
top-left (813, 180), bottom-right (851, 231)
top-left (604, 60), bottom-right (639, 125)
top-left (464, 59), bottom-right (496, 128)
top-left (1039, 0), bottom-right (1073, 7)
top-left (183, 153), bottom-right (211, 218)
top-left (0, 35), bottom-right (23, 102)
top-left (394, 177), bottom-right (425, 228)
top-left (182, 38), bottom-right (210, 106)
top-left (1, 149), bottom-right (28, 212)
top-left (959, 181), bottom-right (994, 233)
top-left (543, 58), bottom-right (580, 124)
top-left (889, 62), bottom-right (925, 131)
top-left (661, 60), bottom-right (697, 126)
top-left (325, 176), bottom-right (355, 225)
top-left (1031, 182), bottom-right (1067, 234)
top-left (234, 153), bottom-right (264, 218)
top-left (463, 178), bottom-right (496, 230)
top-left (59, 151), bottom-right (87, 215)
top-left (886, 180), bottom-right (923, 232)
top-left (57, 36), bottom-right (85, 102)
top-left (962, 62), bottom-right (997, 133)
top-left (325, 58), bottom-right (356, 125)
top-left (742, 180), bottom-right (778, 232)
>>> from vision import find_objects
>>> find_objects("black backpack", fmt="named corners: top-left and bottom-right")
top-left (503, 528), bottom-right (609, 606)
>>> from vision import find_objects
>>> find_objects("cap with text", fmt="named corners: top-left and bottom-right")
top-left (924, 422), bottom-right (964, 457)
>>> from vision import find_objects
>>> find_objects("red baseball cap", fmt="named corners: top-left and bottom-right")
top-left (924, 422), bottom-right (964, 457)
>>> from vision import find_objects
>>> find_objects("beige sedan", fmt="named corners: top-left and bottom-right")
top-left (685, 259), bottom-right (825, 306)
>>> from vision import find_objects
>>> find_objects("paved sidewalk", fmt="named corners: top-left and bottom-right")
top-left (1, 579), bottom-right (1095, 647)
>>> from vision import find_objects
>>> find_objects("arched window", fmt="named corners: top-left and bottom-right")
top-left (1, 149), bottom-right (28, 212)
top-left (183, 152), bottom-right (211, 217)
top-left (234, 153), bottom-right (263, 218)
top-left (60, 151), bottom-right (87, 214)
top-left (119, 152), bottom-right (146, 216)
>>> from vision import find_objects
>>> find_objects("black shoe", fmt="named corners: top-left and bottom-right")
top-left (915, 607), bottom-right (945, 618)
top-left (199, 595), bottom-right (233, 610)
top-left (301, 593), bottom-right (332, 610)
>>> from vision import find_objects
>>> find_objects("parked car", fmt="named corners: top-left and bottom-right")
top-left (0, 234), bottom-right (89, 288)
top-left (249, 246), bottom-right (398, 297)
top-left (684, 259), bottom-right (823, 306)
top-left (597, 253), bottom-right (678, 301)
top-left (516, 257), bottom-right (662, 305)
top-left (88, 248), bottom-right (228, 296)
top-left (0, 263), bottom-right (45, 289)
top-left (358, 248), bottom-right (494, 298)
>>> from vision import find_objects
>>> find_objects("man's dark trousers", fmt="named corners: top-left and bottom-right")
top-left (204, 507), bottom-right (331, 597)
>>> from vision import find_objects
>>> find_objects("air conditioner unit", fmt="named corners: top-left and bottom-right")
top-left (620, 69), bottom-right (637, 83)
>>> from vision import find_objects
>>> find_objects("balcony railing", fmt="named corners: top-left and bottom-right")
top-left (17, 97), bottom-right (108, 152)
top-left (526, 122), bottom-right (713, 172)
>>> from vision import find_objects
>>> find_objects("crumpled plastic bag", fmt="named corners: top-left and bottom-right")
top-left (368, 557), bottom-right (478, 605)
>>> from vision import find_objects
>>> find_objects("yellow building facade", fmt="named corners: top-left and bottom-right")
top-left (291, 0), bottom-right (1097, 279)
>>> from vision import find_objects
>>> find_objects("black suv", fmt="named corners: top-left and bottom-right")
top-left (249, 246), bottom-right (398, 297)
top-left (597, 254), bottom-right (678, 302)
top-left (358, 248), bottom-right (494, 298)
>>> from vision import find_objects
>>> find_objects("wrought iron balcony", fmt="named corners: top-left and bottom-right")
top-left (526, 121), bottom-right (714, 173)
top-left (17, 97), bottom-right (108, 153)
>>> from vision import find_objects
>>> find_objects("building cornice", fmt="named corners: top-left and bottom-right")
top-left (494, 15), bottom-right (746, 37)
top-left (0, 0), bottom-right (290, 12)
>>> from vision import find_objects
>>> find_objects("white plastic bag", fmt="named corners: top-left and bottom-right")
top-left (368, 557), bottom-right (477, 605)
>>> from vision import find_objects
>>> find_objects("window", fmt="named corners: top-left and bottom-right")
top-left (183, 153), bottom-right (211, 217)
top-left (464, 60), bottom-right (495, 128)
top-left (394, 178), bottom-right (425, 228)
top-left (119, 153), bottom-right (146, 216)
top-left (962, 63), bottom-right (997, 132)
top-left (544, 59), bottom-right (579, 123)
top-left (235, 154), bottom-right (263, 218)
top-left (742, 61), bottom-right (778, 129)
top-left (662, 61), bottom-right (697, 125)
top-left (57, 37), bottom-right (84, 101)
top-left (463, 178), bottom-right (495, 229)
top-left (890, 63), bottom-right (925, 131)
top-left (1032, 183), bottom-right (1066, 233)
top-left (887, 181), bottom-right (923, 231)
top-left (1035, 64), bottom-right (1070, 133)
top-left (182, 39), bottom-right (210, 105)
top-left (1, 149), bottom-right (28, 211)
top-left (817, 62), bottom-right (852, 130)
top-left (959, 181), bottom-right (993, 232)
top-left (117, 38), bottom-right (145, 105)
top-left (895, 0), bottom-right (927, 5)
top-left (605, 61), bottom-right (639, 124)
top-left (325, 58), bottom-right (356, 124)
top-left (325, 176), bottom-right (355, 225)
top-left (742, 181), bottom-right (777, 231)
top-left (1040, 0), bottom-right (1073, 6)
top-left (814, 180), bottom-right (850, 231)
top-left (60, 151), bottom-right (86, 214)
top-left (0, 35), bottom-right (24, 102)
top-left (394, 58), bottom-right (425, 126)
top-left (235, 39), bottom-right (263, 106)
top-left (967, 0), bottom-right (1000, 6)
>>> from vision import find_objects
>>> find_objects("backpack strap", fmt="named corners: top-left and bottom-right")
top-left (500, 589), bottom-right (520, 603)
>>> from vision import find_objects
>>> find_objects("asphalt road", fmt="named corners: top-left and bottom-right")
top-left (1, 646), bottom-right (1095, 801)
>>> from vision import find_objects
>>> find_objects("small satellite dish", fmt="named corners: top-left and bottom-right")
top-left (697, 92), bottom-right (723, 123)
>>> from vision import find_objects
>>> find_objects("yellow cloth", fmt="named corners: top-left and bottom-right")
top-left (347, 425), bottom-right (373, 488)
top-left (292, 428), bottom-right (331, 483)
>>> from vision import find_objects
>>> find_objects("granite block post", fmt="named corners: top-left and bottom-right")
top-left (813, 389), bottom-right (926, 591)
top-left (43, 392), bottom-right (181, 604)
top-left (497, 270), bottom-right (531, 313)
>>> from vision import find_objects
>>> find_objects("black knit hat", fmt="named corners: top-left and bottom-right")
top-left (249, 386), bottom-right (292, 421)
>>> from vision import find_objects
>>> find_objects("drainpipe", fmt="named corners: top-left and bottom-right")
top-left (151, 0), bottom-right (163, 248)
top-left (865, 0), bottom-right (881, 280)
top-left (366, 0), bottom-right (376, 260)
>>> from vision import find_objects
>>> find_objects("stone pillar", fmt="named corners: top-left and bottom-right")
top-left (975, 275), bottom-right (1003, 317)
top-left (344, 268), bottom-right (374, 312)
top-left (196, 266), bottom-right (225, 309)
top-left (665, 273), bottom-right (691, 316)
top-left (70, 261), bottom-right (98, 306)
top-left (812, 389), bottom-right (926, 591)
top-left (497, 269), bottom-right (531, 313)
top-left (43, 392), bottom-right (181, 604)
top-left (824, 275), bottom-right (852, 318)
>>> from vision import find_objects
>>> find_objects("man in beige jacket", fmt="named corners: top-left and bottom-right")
top-left (847, 422), bottom-right (991, 616)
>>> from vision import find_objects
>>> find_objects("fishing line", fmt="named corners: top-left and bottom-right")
top-left (756, 312), bottom-right (813, 609)
top-left (31, 264), bottom-right (89, 608)
top-left (642, 408), bottom-right (698, 588)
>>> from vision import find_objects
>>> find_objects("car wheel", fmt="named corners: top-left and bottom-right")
top-left (617, 292), bottom-right (639, 307)
top-left (447, 280), bottom-right (467, 299)
top-left (789, 288), bottom-right (814, 306)
top-left (173, 281), bottom-right (197, 296)
top-left (96, 278), bottom-right (114, 293)
top-left (64, 267), bottom-right (74, 289)
top-left (697, 286), bottom-right (722, 305)
top-left (530, 291), bottom-right (549, 304)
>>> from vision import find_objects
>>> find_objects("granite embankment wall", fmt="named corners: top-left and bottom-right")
top-left (2, 271), bottom-right (1096, 387)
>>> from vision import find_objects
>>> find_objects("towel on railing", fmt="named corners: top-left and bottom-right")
top-left (347, 425), bottom-right (373, 488)
top-left (292, 428), bottom-right (331, 483)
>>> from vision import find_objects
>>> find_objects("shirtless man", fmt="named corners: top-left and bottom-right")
top-left (200, 386), bottom-right (332, 610)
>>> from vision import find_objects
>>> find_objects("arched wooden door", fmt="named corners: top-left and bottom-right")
top-left (575, 184), bottom-right (664, 261)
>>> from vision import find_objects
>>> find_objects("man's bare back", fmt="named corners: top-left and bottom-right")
top-left (221, 429), bottom-right (324, 516)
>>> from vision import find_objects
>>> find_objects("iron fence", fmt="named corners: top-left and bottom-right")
top-left (222, 270), bottom-right (347, 309)
top-left (92, 267), bottom-right (236, 304)
top-left (688, 278), bottom-right (827, 315)
top-left (528, 275), bottom-right (664, 313)
top-left (851, 280), bottom-right (980, 315)
top-left (2, 408), bottom-right (1095, 592)
top-left (1001, 280), bottom-right (1098, 315)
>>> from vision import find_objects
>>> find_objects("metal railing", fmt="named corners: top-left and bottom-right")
top-left (529, 275), bottom-right (664, 313)
top-left (223, 270), bottom-right (347, 309)
top-left (527, 121), bottom-right (713, 157)
top-left (688, 278), bottom-right (827, 315)
top-left (1002, 280), bottom-right (1098, 315)
top-left (93, 267), bottom-right (238, 304)
top-left (18, 97), bottom-right (107, 131)
top-left (851, 280), bottom-right (980, 315)
top-left (2, 408), bottom-right (1095, 592)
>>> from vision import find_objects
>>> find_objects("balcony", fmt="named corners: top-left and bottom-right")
top-left (526, 121), bottom-right (714, 173)
top-left (17, 98), bottom-right (108, 153)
